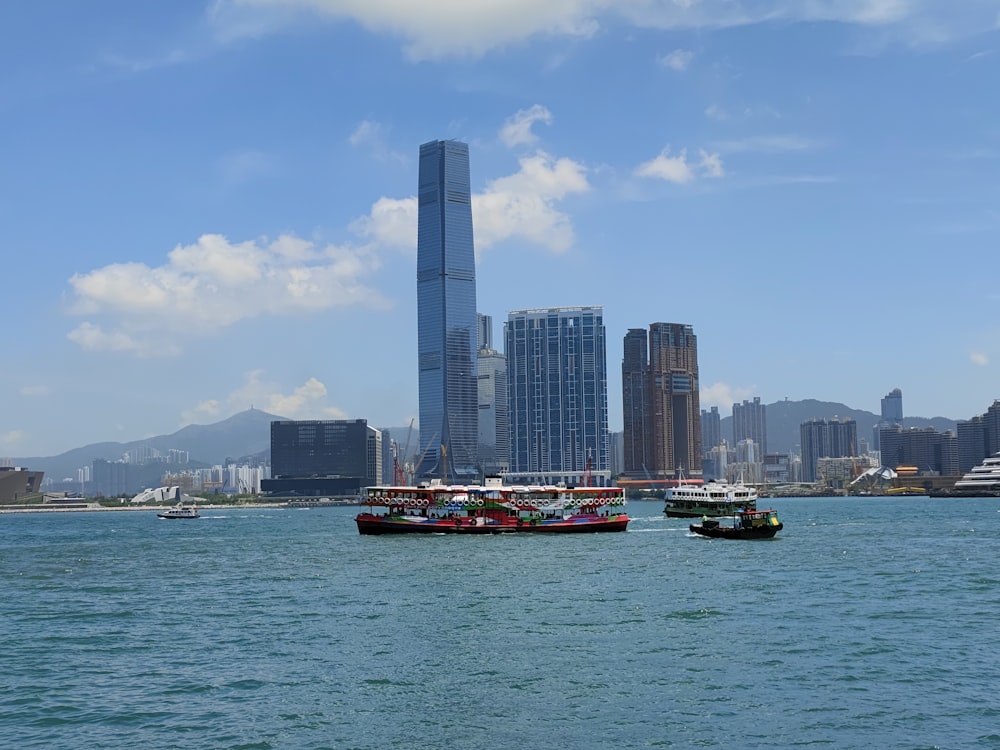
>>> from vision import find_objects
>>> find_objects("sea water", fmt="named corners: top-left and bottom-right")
top-left (2, 497), bottom-right (999, 749)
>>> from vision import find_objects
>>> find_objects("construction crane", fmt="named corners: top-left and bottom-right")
top-left (393, 419), bottom-right (414, 485)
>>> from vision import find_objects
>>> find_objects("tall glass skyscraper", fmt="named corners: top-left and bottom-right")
top-left (416, 140), bottom-right (479, 481)
top-left (506, 306), bottom-right (610, 485)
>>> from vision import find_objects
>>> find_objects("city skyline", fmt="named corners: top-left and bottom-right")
top-left (2, 2), bottom-right (998, 458)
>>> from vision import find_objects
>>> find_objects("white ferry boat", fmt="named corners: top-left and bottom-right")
top-left (663, 479), bottom-right (758, 518)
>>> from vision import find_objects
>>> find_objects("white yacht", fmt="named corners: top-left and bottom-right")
top-left (951, 453), bottom-right (1000, 495)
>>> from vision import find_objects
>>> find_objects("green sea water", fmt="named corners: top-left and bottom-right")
top-left (2, 497), bottom-right (999, 749)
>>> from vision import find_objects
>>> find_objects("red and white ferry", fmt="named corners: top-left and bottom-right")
top-left (355, 478), bottom-right (629, 535)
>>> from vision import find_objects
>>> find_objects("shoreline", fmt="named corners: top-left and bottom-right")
top-left (0, 501), bottom-right (357, 515)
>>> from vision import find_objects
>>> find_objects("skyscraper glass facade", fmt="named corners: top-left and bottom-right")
top-left (416, 140), bottom-right (479, 481)
top-left (506, 307), bottom-right (609, 481)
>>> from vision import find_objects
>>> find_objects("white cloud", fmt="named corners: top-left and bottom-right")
top-left (657, 48), bottom-right (694, 71)
top-left (350, 196), bottom-right (417, 249)
top-left (208, 0), bottom-right (994, 58)
top-left (499, 105), bottom-right (553, 148)
top-left (19, 385), bottom-right (50, 397)
top-left (181, 372), bottom-right (346, 425)
top-left (474, 151), bottom-right (590, 253)
top-left (635, 147), bottom-right (725, 183)
top-left (67, 234), bottom-right (386, 357)
top-left (353, 146), bottom-right (590, 255)
top-left (700, 382), bottom-right (758, 411)
top-left (971, 351), bottom-right (990, 366)
top-left (1, 430), bottom-right (25, 449)
top-left (211, 0), bottom-right (602, 59)
top-left (348, 119), bottom-right (407, 164)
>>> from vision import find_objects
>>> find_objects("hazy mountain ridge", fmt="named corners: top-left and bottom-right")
top-left (12, 401), bottom-right (962, 483)
top-left (721, 399), bottom-right (958, 456)
top-left (12, 408), bottom-right (287, 482)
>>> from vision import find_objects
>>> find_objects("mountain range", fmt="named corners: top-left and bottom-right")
top-left (11, 401), bottom-right (959, 483)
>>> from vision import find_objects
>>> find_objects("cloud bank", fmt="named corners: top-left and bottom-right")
top-left (210, 0), bottom-right (996, 58)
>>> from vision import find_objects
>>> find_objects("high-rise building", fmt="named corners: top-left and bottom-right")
top-left (648, 322), bottom-right (701, 478)
top-left (477, 312), bottom-right (493, 351)
top-left (800, 418), bottom-right (858, 482)
top-left (701, 407), bottom-right (721, 454)
top-left (622, 328), bottom-right (651, 476)
top-left (873, 387), bottom-right (903, 452)
top-left (477, 345), bottom-right (509, 475)
top-left (415, 139), bottom-right (479, 482)
top-left (881, 388), bottom-right (903, 423)
top-left (956, 400), bottom-right (1000, 472)
top-left (732, 397), bottom-right (767, 454)
top-left (506, 306), bottom-right (610, 486)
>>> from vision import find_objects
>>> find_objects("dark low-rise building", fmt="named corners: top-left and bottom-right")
top-left (262, 419), bottom-right (382, 498)
top-left (0, 466), bottom-right (45, 503)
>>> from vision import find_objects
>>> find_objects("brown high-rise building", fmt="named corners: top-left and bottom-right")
top-left (621, 323), bottom-right (702, 479)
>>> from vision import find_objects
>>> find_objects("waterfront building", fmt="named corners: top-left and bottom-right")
top-left (506, 306), bottom-right (610, 486)
top-left (800, 418), bottom-right (858, 483)
top-left (880, 426), bottom-right (958, 476)
top-left (0, 466), bottom-right (45, 503)
top-left (622, 328), bottom-right (651, 477)
top-left (957, 400), bottom-right (1000, 473)
top-left (415, 139), bottom-right (479, 482)
top-left (763, 453), bottom-right (791, 485)
top-left (263, 419), bottom-right (381, 497)
top-left (732, 397), bottom-right (767, 454)
top-left (873, 387), bottom-right (904, 452)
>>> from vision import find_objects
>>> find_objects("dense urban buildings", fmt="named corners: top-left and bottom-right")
top-left (732, 397), bottom-right (767, 454)
top-left (506, 306), bottom-right (610, 486)
top-left (799, 418), bottom-right (858, 482)
top-left (415, 139), bottom-right (479, 483)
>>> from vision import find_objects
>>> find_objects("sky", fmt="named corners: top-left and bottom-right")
top-left (2, 0), bottom-right (999, 459)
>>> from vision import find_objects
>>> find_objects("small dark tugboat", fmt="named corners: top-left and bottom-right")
top-left (689, 508), bottom-right (782, 540)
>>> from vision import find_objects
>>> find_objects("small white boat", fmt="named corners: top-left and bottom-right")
top-left (157, 503), bottom-right (200, 519)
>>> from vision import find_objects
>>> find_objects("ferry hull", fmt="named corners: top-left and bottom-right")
top-left (356, 513), bottom-right (629, 535)
top-left (689, 522), bottom-right (781, 540)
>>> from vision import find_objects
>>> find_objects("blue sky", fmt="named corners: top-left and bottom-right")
top-left (2, 0), bottom-right (999, 458)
